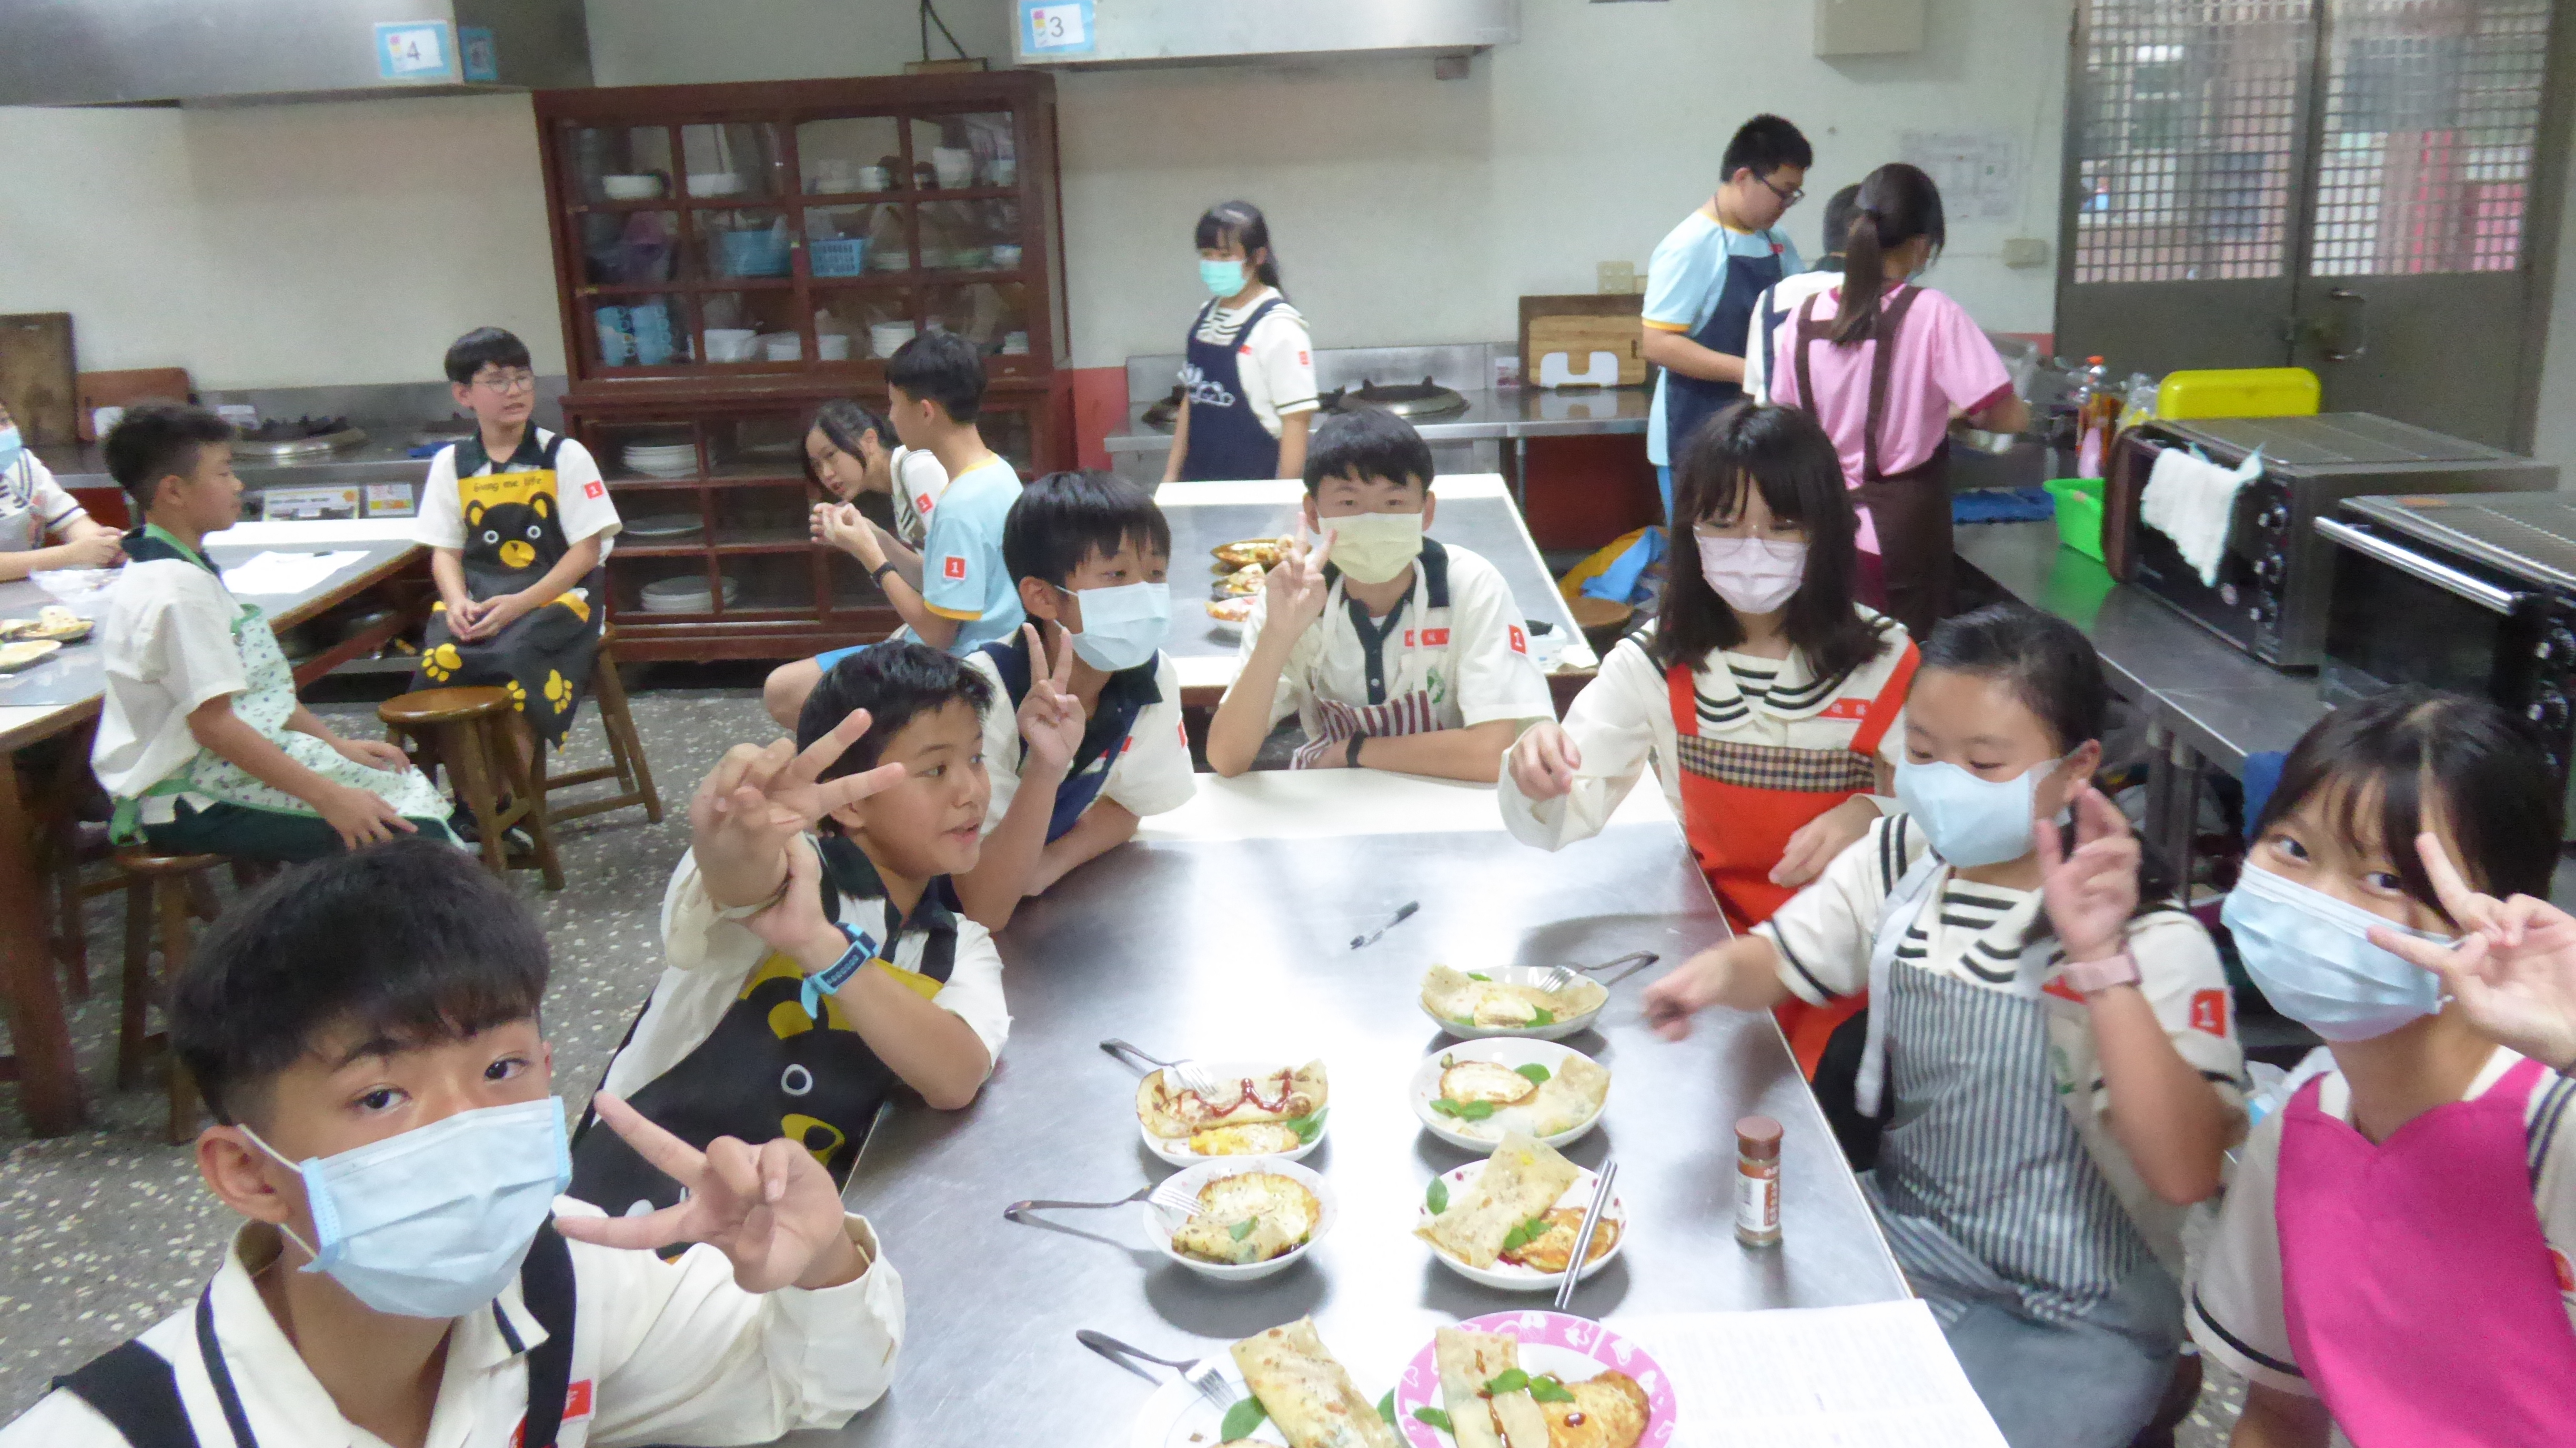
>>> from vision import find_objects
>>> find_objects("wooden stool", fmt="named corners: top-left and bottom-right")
top-left (379, 686), bottom-right (565, 890)
top-left (1569, 594), bottom-right (1636, 654)
top-left (114, 848), bottom-right (226, 1143)
top-left (541, 626), bottom-right (663, 828)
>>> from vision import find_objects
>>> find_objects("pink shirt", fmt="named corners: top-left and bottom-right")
top-left (1767, 284), bottom-right (2011, 551)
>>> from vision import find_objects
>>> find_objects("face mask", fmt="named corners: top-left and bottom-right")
top-left (245, 1097), bottom-right (571, 1319)
top-left (1200, 258), bottom-right (1247, 299)
top-left (1895, 755), bottom-right (2061, 868)
top-left (1064, 579), bottom-right (1171, 672)
top-left (0, 425), bottom-right (21, 477)
top-left (2221, 864), bottom-right (2450, 1041)
top-left (1696, 533), bottom-right (1806, 614)
top-left (1324, 511), bottom-right (1424, 585)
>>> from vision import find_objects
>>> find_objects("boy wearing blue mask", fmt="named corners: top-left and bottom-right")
top-left (0, 396), bottom-right (124, 579)
top-left (4, 839), bottom-right (903, 1448)
top-left (1205, 409), bottom-right (1552, 783)
top-left (954, 470), bottom-right (1193, 930)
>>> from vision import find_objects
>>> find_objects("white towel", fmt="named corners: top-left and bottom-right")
top-left (2139, 447), bottom-right (2263, 587)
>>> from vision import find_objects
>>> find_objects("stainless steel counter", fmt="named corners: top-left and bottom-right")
top-left (825, 817), bottom-right (1905, 1445)
top-left (1102, 387), bottom-right (1651, 458)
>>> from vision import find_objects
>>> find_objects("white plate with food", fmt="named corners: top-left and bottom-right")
top-left (1132, 1056), bottom-right (1329, 1167)
top-left (1410, 1040), bottom-right (1610, 1151)
top-left (1214, 562), bottom-right (1266, 598)
top-left (1212, 535), bottom-right (1293, 571)
top-left (1415, 1133), bottom-right (1624, 1292)
top-left (1140, 1158), bottom-right (1334, 1284)
top-left (1206, 595), bottom-right (1255, 625)
top-left (1419, 964), bottom-right (1609, 1041)
top-left (1128, 1317), bottom-right (1401, 1448)
top-left (1392, 1314), bottom-right (1674, 1448)
top-left (0, 639), bottom-right (62, 673)
top-left (0, 606), bottom-right (93, 644)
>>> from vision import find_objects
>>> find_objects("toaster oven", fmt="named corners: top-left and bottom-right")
top-left (2112, 414), bottom-right (2553, 669)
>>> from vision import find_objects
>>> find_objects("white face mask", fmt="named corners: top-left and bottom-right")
top-left (1695, 533), bottom-right (1806, 615)
top-left (1324, 511), bottom-right (1424, 584)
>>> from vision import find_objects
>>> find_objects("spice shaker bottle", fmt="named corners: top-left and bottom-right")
top-left (1735, 1114), bottom-right (1782, 1247)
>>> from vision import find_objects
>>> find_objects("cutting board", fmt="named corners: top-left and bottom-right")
top-left (0, 313), bottom-right (77, 444)
top-left (76, 368), bottom-right (194, 440)
top-left (1518, 294), bottom-right (1646, 389)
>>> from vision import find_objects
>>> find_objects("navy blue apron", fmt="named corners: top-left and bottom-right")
top-left (978, 634), bottom-right (1157, 842)
top-left (1178, 296), bottom-right (1288, 481)
top-left (1660, 235), bottom-right (1787, 478)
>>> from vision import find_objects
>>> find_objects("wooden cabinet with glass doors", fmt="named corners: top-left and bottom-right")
top-left (532, 73), bottom-right (1066, 661)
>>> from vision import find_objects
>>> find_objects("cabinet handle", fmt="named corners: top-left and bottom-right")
top-left (2315, 517), bottom-right (2518, 613)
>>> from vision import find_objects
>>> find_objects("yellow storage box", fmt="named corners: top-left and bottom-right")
top-left (2156, 367), bottom-right (2320, 421)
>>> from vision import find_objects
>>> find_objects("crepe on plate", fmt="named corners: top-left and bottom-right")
top-left (0, 606), bottom-right (90, 643)
top-left (1229, 1317), bottom-right (1401, 1448)
top-left (1137, 1059), bottom-right (1326, 1156)
top-left (1416, 1132), bottom-right (1581, 1270)
top-left (0, 640), bottom-right (61, 672)
top-left (1217, 562), bottom-right (1267, 596)
top-left (1433, 1053), bottom-right (1611, 1142)
top-left (1500, 1206), bottom-right (1621, 1274)
top-left (1435, 1327), bottom-right (1551, 1448)
top-left (1213, 535), bottom-right (1293, 570)
top-left (1423, 965), bottom-right (1607, 1030)
top-left (1207, 595), bottom-right (1255, 624)
top-left (1541, 1373), bottom-right (1652, 1448)
top-left (1169, 1170), bottom-right (1321, 1266)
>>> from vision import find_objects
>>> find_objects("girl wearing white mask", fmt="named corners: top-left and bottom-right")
top-left (1504, 404), bottom-right (1914, 1076)
top-left (2190, 690), bottom-right (2576, 1448)
top-left (1163, 200), bottom-right (1319, 483)
top-left (1642, 603), bottom-right (2243, 1448)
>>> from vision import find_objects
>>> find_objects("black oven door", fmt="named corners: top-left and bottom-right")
top-left (2125, 437), bottom-right (2287, 657)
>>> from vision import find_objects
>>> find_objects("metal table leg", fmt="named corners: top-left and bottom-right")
top-left (1511, 434), bottom-right (1528, 510)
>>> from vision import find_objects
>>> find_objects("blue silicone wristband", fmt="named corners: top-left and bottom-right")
top-left (800, 921), bottom-right (879, 1020)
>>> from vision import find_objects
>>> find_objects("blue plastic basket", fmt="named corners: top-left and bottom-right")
top-left (809, 236), bottom-right (869, 278)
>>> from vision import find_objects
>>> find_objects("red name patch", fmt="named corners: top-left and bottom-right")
top-left (583, 479), bottom-right (605, 500)
top-left (1298, 350), bottom-right (1310, 366)
top-left (2552, 1244), bottom-right (2574, 1295)
top-left (1239, 344), bottom-right (1254, 356)
top-left (915, 493), bottom-right (935, 512)
top-left (1121, 736), bottom-right (1134, 755)
top-left (942, 555), bottom-right (967, 580)
top-left (2190, 989), bottom-right (2230, 1037)
top-left (1404, 627), bottom-right (1452, 648)
top-left (1818, 697), bottom-right (1870, 722)
top-left (515, 1381), bottom-right (593, 1446)
top-left (1508, 624), bottom-right (1527, 655)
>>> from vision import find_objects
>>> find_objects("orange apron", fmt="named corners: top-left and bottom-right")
top-left (1668, 648), bottom-right (1915, 1074)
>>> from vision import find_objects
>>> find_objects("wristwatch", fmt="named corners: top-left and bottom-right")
top-left (1345, 734), bottom-right (1365, 769)
top-left (2061, 951), bottom-right (2141, 996)
top-left (800, 920), bottom-right (883, 1021)
top-left (870, 559), bottom-right (900, 586)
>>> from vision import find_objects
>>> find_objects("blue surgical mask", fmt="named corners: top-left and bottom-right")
top-left (1200, 258), bottom-right (1247, 299)
top-left (2221, 864), bottom-right (2450, 1041)
top-left (0, 425), bottom-right (22, 476)
top-left (246, 1097), bottom-right (571, 1319)
top-left (1895, 755), bottom-right (2061, 868)
top-left (1064, 580), bottom-right (1171, 672)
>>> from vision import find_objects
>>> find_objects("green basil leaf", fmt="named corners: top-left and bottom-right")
top-left (1500, 1213), bottom-right (1555, 1253)
top-left (1429, 1097), bottom-right (1463, 1117)
top-left (1529, 1007), bottom-right (1556, 1026)
top-left (1514, 1062), bottom-right (1552, 1084)
top-left (1484, 1368), bottom-right (1531, 1396)
top-left (1378, 1389), bottom-right (1397, 1426)
top-left (1466, 972), bottom-right (1492, 981)
top-left (1229, 1217), bottom-right (1256, 1242)
top-left (1221, 1396), bottom-right (1267, 1438)
top-left (1426, 1176), bottom-right (1451, 1214)
top-left (1287, 1107), bottom-right (1326, 1143)
top-left (1528, 1375), bottom-right (1576, 1403)
top-left (1413, 1406), bottom-right (1455, 1432)
top-left (1458, 1099), bottom-right (1497, 1121)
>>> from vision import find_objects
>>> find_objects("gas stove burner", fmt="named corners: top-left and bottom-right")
top-left (1323, 377), bottom-right (1469, 421)
top-left (411, 414), bottom-right (478, 451)
top-left (228, 416), bottom-right (370, 460)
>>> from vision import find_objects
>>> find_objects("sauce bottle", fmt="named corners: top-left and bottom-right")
top-left (1735, 1115), bottom-right (1783, 1247)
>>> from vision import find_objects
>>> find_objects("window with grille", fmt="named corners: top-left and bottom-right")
top-left (2074, 1), bottom-right (2314, 283)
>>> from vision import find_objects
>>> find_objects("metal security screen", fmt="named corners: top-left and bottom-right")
top-left (2308, 0), bottom-right (2551, 276)
top-left (2074, 1), bottom-right (2316, 283)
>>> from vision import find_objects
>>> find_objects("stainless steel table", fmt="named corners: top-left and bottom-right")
top-left (821, 821), bottom-right (1906, 1444)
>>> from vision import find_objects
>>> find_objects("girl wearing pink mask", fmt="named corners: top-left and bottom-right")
top-left (1503, 402), bottom-right (1913, 1075)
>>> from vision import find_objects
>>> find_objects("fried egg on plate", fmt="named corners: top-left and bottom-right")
top-left (1498, 1206), bottom-right (1623, 1273)
top-left (1195, 1171), bottom-right (1321, 1242)
top-left (1439, 1058), bottom-right (1539, 1106)
top-left (1189, 1121), bottom-right (1305, 1156)
top-left (1541, 1371), bottom-right (1652, 1448)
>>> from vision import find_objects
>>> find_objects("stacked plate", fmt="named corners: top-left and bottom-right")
top-left (622, 441), bottom-right (699, 479)
top-left (623, 512), bottom-right (704, 542)
top-left (639, 574), bottom-right (740, 613)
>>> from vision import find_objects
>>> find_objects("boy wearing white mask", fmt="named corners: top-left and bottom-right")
top-left (1503, 404), bottom-right (1915, 1078)
top-left (4, 839), bottom-right (905, 1448)
top-left (956, 470), bottom-right (1194, 929)
top-left (1206, 409), bottom-right (1551, 783)
top-left (1640, 603), bottom-right (2243, 1448)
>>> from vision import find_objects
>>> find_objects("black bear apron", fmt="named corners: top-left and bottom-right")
top-left (415, 430), bottom-right (605, 746)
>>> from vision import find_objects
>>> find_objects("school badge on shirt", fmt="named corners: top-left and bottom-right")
top-left (1508, 624), bottom-right (1527, 654)
top-left (943, 555), bottom-right (967, 580)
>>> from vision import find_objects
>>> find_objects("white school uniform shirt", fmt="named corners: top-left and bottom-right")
top-left (1499, 613), bottom-right (1913, 849)
top-left (1183, 288), bottom-right (1320, 440)
top-left (601, 845), bottom-right (1010, 1101)
top-left (1762, 814), bottom-right (2249, 1270)
top-left (2188, 1047), bottom-right (2576, 1395)
top-left (1742, 268), bottom-right (1844, 406)
top-left (0, 451), bottom-right (88, 550)
top-left (1231, 538), bottom-right (1553, 751)
top-left (887, 444), bottom-right (949, 550)
top-left (963, 647), bottom-right (1195, 834)
top-left (414, 430), bottom-right (621, 560)
top-left (0, 1211), bottom-right (902, 1448)
top-left (89, 552), bottom-right (252, 823)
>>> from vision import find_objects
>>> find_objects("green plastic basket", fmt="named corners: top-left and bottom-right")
top-left (2045, 477), bottom-right (2106, 562)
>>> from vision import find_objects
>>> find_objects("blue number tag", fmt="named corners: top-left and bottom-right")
top-left (1019, 0), bottom-right (1096, 55)
top-left (375, 22), bottom-right (455, 82)
top-left (459, 26), bottom-right (499, 84)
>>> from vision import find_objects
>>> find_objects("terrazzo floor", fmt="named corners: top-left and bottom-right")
top-left (0, 674), bottom-right (2251, 1445)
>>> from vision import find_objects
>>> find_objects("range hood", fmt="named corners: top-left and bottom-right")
top-left (0, 0), bottom-right (589, 107)
top-left (1009, 0), bottom-right (1517, 69)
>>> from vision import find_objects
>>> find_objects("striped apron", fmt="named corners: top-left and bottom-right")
top-left (1290, 540), bottom-right (1456, 769)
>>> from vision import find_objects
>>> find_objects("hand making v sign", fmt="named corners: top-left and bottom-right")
top-left (1014, 621), bottom-right (1085, 780)
top-left (2368, 831), bottom-right (2576, 1073)
top-left (692, 707), bottom-right (910, 911)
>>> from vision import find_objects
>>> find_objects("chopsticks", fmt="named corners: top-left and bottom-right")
top-left (1554, 1158), bottom-right (1618, 1311)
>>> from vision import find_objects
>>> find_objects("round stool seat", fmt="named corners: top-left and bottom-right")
top-left (111, 848), bottom-right (229, 877)
top-left (380, 685), bottom-right (514, 727)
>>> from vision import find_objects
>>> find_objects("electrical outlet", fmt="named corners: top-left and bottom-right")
top-left (2000, 237), bottom-right (2051, 269)
top-left (1597, 260), bottom-right (1637, 295)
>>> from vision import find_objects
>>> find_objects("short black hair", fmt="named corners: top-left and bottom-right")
top-left (1917, 602), bottom-right (2109, 755)
top-left (1722, 114), bottom-right (1813, 183)
top-left (1303, 408), bottom-right (1433, 496)
top-left (886, 331), bottom-right (986, 423)
top-left (806, 398), bottom-right (890, 495)
top-left (2254, 688), bottom-right (2561, 915)
top-left (1003, 470), bottom-right (1172, 589)
top-left (1820, 183), bottom-right (1864, 258)
top-left (172, 839), bottom-right (550, 1126)
top-left (445, 327), bottom-right (532, 387)
top-left (798, 642), bottom-right (995, 827)
top-left (104, 402), bottom-right (232, 515)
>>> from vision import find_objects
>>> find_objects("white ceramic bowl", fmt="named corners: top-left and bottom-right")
top-left (1420, 964), bottom-right (1608, 1042)
top-left (1140, 1157), bottom-right (1334, 1284)
top-left (1416, 1162), bottom-right (1626, 1292)
top-left (817, 333), bottom-right (852, 361)
top-left (759, 332), bottom-right (802, 361)
top-left (868, 322), bottom-right (918, 357)
top-left (855, 165), bottom-right (890, 191)
top-left (1134, 1059), bottom-right (1327, 1168)
top-left (601, 174), bottom-right (663, 200)
top-left (703, 328), bottom-right (759, 362)
top-left (931, 146), bottom-right (976, 188)
top-left (686, 171), bottom-right (747, 197)
top-left (1408, 1039), bottom-right (1607, 1152)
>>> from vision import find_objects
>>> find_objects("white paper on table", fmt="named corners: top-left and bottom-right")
top-left (218, 550), bottom-right (369, 598)
top-left (1618, 1301), bottom-right (2008, 1447)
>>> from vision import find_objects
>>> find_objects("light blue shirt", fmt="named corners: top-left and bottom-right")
top-left (920, 456), bottom-right (1025, 653)
top-left (1642, 210), bottom-right (1801, 465)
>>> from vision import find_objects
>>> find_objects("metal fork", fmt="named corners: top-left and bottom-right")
top-left (1078, 1329), bottom-right (1237, 1413)
top-left (1003, 1178), bottom-right (1206, 1223)
top-left (1534, 949), bottom-right (1661, 995)
top-left (1100, 1038), bottom-right (1221, 1098)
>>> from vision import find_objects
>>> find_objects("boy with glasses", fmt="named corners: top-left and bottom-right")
top-left (412, 327), bottom-right (620, 757)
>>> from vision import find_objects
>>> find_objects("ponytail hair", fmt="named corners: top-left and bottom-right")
top-left (804, 398), bottom-right (888, 497)
top-left (1833, 163), bottom-right (1946, 347)
top-left (1195, 200), bottom-right (1282, 291)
